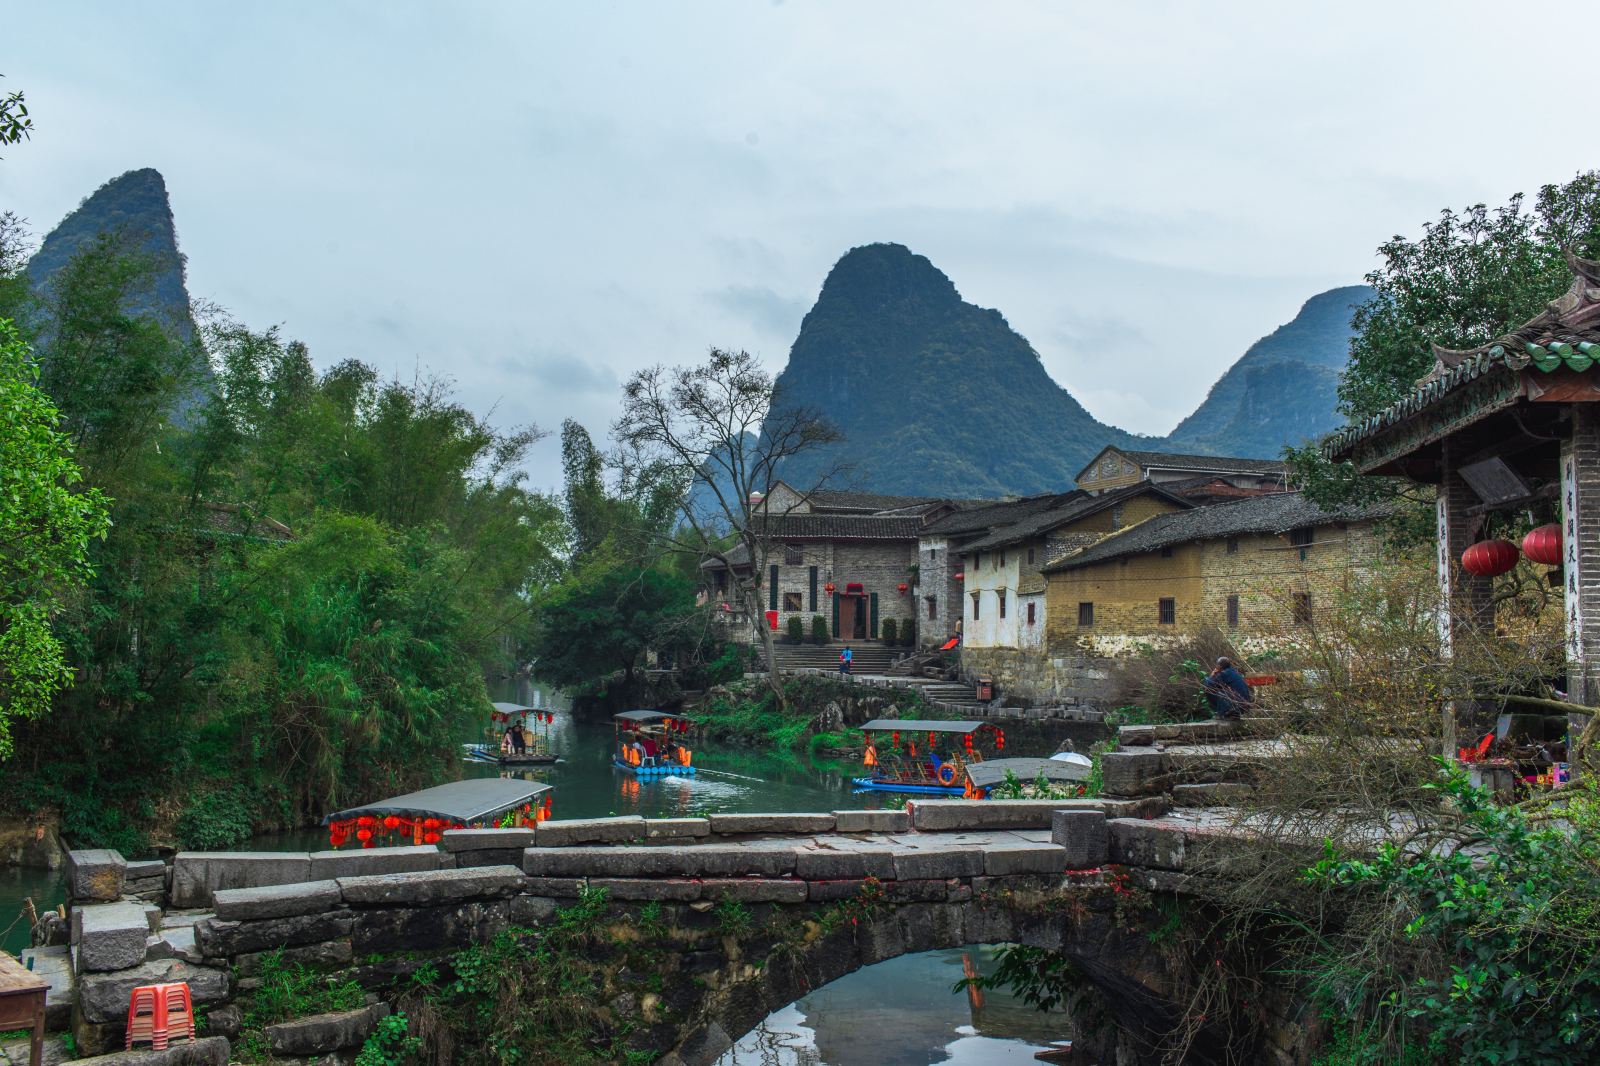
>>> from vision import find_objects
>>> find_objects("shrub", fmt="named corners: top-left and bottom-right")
top-left (810, 615), bottom-right (828, 644)
top-left (175, 787), bottom-right (255, 850)
top-left (785, 615), bottom-right (804, 644)
top-left (1107, 628), bottom-right (1240, 721)
top-left (901, 621), bottom-right (916, 647)
top-left (882, 618), bottom-right (898, 645)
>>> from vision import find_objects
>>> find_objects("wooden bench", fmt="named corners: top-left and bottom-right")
top-left (0, 952), bottom-right (47, 1066)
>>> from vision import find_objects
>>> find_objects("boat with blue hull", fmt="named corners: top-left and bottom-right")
top-left (851, 719), bottom-right (1010, 797)
top-left (613, 710), bottom-right (699, 777)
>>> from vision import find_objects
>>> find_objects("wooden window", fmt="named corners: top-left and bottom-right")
top-left (1226, 594), bottom-right (1239, 627)
top-left (998, 590), bottom-right (1007, 619)
top-left (999, 551), bottom-right (1006, 568)
top-left (782, 592), bottom-right (803, 612)
top-left (1290, 527), bottom-right (1314, 548)
top-left (1293, 592), bottom-right (1313, 626)
top-left (785, 543), bottom-right (804, 565)
top-left (769, 565), bottom-right (778, 610)
top-left (1226, 537), bottom-right (1239, 555)
top-left (1026, 601), bottom-right (1036, 625)
top-left (808, 566), bottom-right (818, 611)
top-left (1078, 602), bottom-right (1094, 626)
top-left (974, 553), bottom-right (982, 570)
top-left (1158, 597), bottom-right (1176, 625)
top-left (1027, 547), bottom-right (1035, 565)
top-left (971, 592), bottom-right (981, 620)
top-left (926, 595), bottom-right (937, 620)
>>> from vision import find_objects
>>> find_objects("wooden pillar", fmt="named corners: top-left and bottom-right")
top-left (1560, 406), bottom-right (1600, 745)
top-left (1436, 438), bottom-right (1493, 756)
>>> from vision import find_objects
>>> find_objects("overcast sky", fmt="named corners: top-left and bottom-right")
top-left (6, 2), bottom-right (1598, 488)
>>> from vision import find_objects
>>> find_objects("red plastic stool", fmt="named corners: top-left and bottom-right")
top-left (125, 981), bottom-right (194, 1050)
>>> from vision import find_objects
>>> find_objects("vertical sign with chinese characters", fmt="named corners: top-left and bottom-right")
top-left (1563, 452), bottom-right (1583, 669)
top-left (1436, 494), bottom-right (1453, 655)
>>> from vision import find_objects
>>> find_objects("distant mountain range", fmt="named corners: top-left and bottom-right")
top-left (23, 173), bottom-right (1370, 499)
top-left (769, 243), bottom-right (1371, 497)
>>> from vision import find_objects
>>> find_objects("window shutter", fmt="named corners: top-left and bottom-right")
top-left (832, 591), bottom-right (840, 638)
top-left (809, 566), bottom-right (818, 611)
top-left (769, 565), bottom-right (778, 611)
top-left (869, 593), bottom-right (879, 638)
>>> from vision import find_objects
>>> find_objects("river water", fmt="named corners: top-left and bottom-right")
top-left (3, 679), bottom-right (1098, 1060)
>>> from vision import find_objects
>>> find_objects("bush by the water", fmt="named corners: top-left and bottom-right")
top-left (1108, 629), bottom-right (1242, 721)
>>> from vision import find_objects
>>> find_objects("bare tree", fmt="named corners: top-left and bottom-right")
top-left (614, 347), bottom-right (840, 706)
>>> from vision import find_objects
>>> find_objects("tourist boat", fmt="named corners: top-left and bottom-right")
top-left (961, 756), bottom-right (1091, 799)
top-left (851, 719), bottom-right (1009, 795)
top-left (465, 701), bottom-right (559, 765)
top-left (612, 710), bottom-right (697, 777)
top-left (323, 777), bottom-right (554, 848)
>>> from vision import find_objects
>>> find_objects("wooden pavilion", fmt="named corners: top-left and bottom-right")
top-left (1325, 253), bottom-right (1600, 753)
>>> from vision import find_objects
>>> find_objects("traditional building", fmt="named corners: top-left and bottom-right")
top-left (700, 483), bottom-right (948, 643)
top-left (1042, 491), bottom-right (1390, 655)
top-left (1325, 254), bottom-right (1600, 750)
top-left (1075, 446), bottom-right (1290, 503)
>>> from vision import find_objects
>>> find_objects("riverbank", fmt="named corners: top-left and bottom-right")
top-left (689, 674), bottom-right (944, 752)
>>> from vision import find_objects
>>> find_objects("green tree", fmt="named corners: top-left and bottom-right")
top-left (0, 75), bottom-right (31, 155)
top-left (528, 563), bottom-right (696, 691)
top-left (0, 319), bottom-right (110, 758)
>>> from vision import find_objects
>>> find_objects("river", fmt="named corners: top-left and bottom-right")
top-left (3, 679), bottom-right (1100, 1061)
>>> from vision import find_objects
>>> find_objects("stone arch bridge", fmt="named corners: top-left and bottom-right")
top-left (56, 799), bottom-right (1298, 1066)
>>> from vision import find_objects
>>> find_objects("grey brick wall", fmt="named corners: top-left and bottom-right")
top-left (768, 539), bottom-right (919, 641)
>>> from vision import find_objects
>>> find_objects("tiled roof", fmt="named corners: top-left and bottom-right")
top-left (1113, 449), bottom-right (1288, 475)
top-left (919, 492), bottom-right (1080, 537)
top-left (1042, 492), bottom-right (1393, 573)
top-left (955, 483), bottom-right (1194, 554)
top-left (749, 513), bottom-right (926, 540)
top-left (1325, 254), bottom-right (1600, 461)
top-left (806, 489), bottom-right (948, 513)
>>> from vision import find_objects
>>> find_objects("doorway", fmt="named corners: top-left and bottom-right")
top-left (839, 595), bottom-right (867, 640)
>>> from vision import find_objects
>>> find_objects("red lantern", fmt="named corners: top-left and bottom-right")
top-left (824, 582), bottom-right (836, 594)
top-left (356, 828), bottom-right (373, 842)
top-left (423, 831), bottom-right (441, 844)
top-left (422, 817), bottom-right (440, 830)
top-left (357, 815), bottom-right (376, 827)
top-left (892, 731), bottom-right (900, 747)
top-left (362, 839), bottom-right (375, 849)
top-left (897, 583), bottom-right (909, 593)
top-left (928, 731), bottom-right (936, 747)
top-left (1461, 539), bottom-right (1519, 577)
top-left (383, 815), bottom-right (400, 829)
top-left (954, 572), bottom-right (964, 582)
top-left (1522, 524), bottom-right (1562, 566)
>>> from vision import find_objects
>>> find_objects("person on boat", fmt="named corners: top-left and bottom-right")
top-left (839, 645), bottom-right (853, 675)
top-left (1203, 657), bottom-right (1253, 720)
top-left (510, 723), bottom-right (527, 755)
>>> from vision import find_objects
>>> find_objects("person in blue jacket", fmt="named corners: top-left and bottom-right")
top-left (1203, 657), bottom-right (1253, 719)
top-left (839, 645), bottom-right (853, 675)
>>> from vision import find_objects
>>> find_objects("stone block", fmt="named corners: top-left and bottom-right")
top-left (523, 845), bottom-right (798, 879)
top-left (337, 865), bottom-right (525, 906)
top-left (76, 901), bottom-right (150, 972)
top-left (204, 1003), bottom-right (242, 1038)
top-left (891, 847), bottom-right (984, 880)
top-left (982, 843), bottom-right (1066, 876)
top-left (62, 1036), bottom-right (231, 1066)
top-left (533, 816), bottom-right (647, 847)
top-left (213, 879), bottom-right (342, 921)
top-left (440, 827), bottom-right (535, 852)
top-left (124, 860), bottom-right (166, 881)
top-left (831, 810), bottom-right (909, 834)
top-left (1108, 818), bottom-right (1187, 870)
top-left (807, 879), bottom-right (869, 902)
top-left (194, 911), bottom-right (353, 957)
top-left (144, 926), bottom-right (202, 964)
top-left (587, 878), bottom-right (704, 901)
top-left (907, 800), bottom-right (1078, 832)
top-left (793, 848), bottom-right (895, 880)
top-left (1118, 725), bottom-right (1156, 746)
top-left (1051, 810), bottom-right (1109, 868)
top-left (307, 845), bottom-right (441, 881)
top-left (266, 1004), bottom-right (388, 1056)
top-left (20, 945), bottom-right (73, 1030)
top-left (510, 896), bottom-right (558, 924)
top-left (1097, 750), bottom-right (1170, 798)
top-left (170, 852), bottom-right (313, 908)
top-left (698, 879), bottom-right (809, 903)
top-left (350, 899), bottom-right (511, 953)
top-left (78, 959), bottom-right (229, 1024)
top-left (707, 813), bottom-right (836, 835)
top-left (523, 877), bottom-right (585, 897)
top-left (66, 849), bottom-right (126, 902)
top-left (645, 818), bottom-right (710, 839)
top-left (886, 879), bottom-right (949, 902)
top-left (452, 847), bottom-right (524, 869)
top-left (1172, 782), bottom-right (1252, 806)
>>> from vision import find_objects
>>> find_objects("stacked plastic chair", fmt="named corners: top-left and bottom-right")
top-left (124, 982), bottom-right (194, 1050)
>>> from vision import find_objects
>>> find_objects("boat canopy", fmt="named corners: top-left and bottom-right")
top-left (490, 701), bottom-right (536, 714)
top-left (614, 710), bottom-right (691, 724)
top-left (324, 779), bottom-right (552, 826)
top-left (965, 757), bottom-right (1090, 789)
top-left (860, 719), bottom-right (992, 734)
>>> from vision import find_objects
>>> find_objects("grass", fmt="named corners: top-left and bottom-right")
top-left (235, 949), bottom-right (368, 1061)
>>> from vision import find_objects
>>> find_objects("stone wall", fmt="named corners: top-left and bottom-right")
top-left (766, 540), bottom-right (919, 641)
top-left (959, 646), bottom-right (1116, 706)
top-left (917, 536), bottom-right (962, 649)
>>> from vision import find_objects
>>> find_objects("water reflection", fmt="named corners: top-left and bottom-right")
top-left (720, 947), bottom-right (1063, 1065)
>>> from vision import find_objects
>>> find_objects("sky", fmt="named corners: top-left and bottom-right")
top-left (6, 2), bottom-right (1599, 489)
